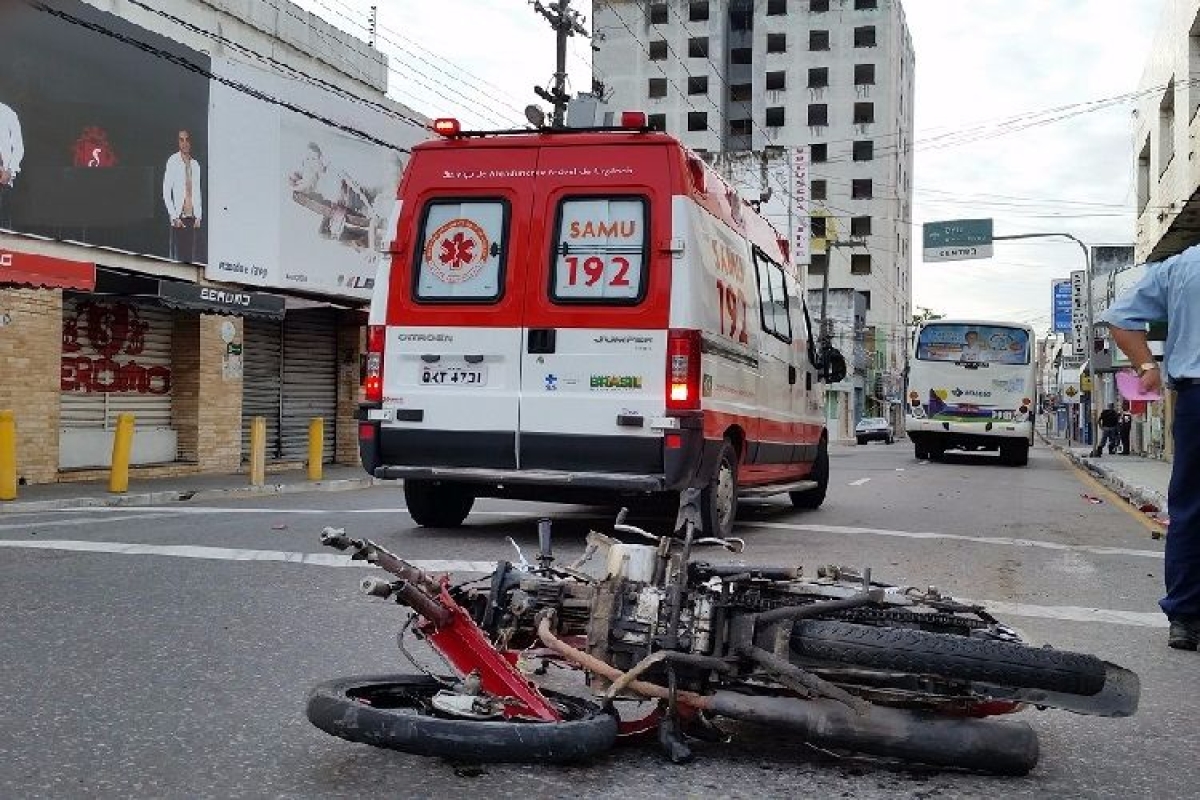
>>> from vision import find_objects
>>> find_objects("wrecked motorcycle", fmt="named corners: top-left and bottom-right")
top-left (307, 492), bottom-right (1138, 776)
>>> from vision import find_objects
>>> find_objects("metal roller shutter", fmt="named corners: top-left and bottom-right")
top-left (280, 309), bottom-right (337, 462)
top-left (60, 296), bottom-right (177, 468)
top-left (241, 318), bottom-right (283, 460)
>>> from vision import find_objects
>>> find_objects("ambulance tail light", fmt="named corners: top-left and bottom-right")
top-left (666, 329), bottom-right (701, 412)
top-left (432, 118), bottom-right (461, 137)
top-left (364, 325), bottom-right (385, 403)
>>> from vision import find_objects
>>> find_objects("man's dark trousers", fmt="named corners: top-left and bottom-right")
top-left (1163, 383), bottom-right (1200, 621)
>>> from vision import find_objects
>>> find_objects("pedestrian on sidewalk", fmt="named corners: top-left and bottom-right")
top-left (1103, 244), bottom-right (1200, 651)
top-left (1093, 404), bottom-right (1121, 456)
top-left (1119, 406), bottom-right (1133, 455)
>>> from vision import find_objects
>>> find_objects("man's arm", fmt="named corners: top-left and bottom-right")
top-left (1102, 261), bottom-right (1170, 393)
top-left (1110, 327), bottom-right (1161, 392)
top-left (162, 156), bottom-right (178, 222)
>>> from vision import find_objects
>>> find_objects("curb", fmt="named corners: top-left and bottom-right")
top-left (1038, 434), bottom-right (1168, 512)
top-left (0, 476), bottom-right (381, 513)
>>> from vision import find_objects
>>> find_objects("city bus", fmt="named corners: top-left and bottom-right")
top-left (905, 319), bottom-right (1037, 466)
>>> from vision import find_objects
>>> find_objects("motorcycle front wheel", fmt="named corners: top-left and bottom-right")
top-left (306, 674), bottom-right (618, 763)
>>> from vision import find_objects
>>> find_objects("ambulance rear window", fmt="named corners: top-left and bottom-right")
top-left (414, 199), bottom-right (508, 302)
top-left (550, 197), bottom-right (648, 304)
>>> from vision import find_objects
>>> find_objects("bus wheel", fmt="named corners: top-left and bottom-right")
top-left (1000, 441), bottom-right (1029, 467)
top-left (701, 440), bottom-right (739, 539)
top-left (914, 444), bottom-right (929, 460)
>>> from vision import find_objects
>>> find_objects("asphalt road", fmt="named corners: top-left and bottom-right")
top-left (0, 442), bottom-right (1186, 799)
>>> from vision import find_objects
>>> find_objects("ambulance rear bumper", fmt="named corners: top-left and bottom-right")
top-left (373, 465), bottom-right (669, 493)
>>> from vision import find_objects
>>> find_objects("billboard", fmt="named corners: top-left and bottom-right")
top-left (1052, 279), bottom-right (1072, 333)
top-left (207, 58), bottom-right (419, 300)
top-left (0, 0), bottom-right (209, 261)
top-left (788, 146), bottom-right (810, 267)
top-left (915, 323), bottom-right (1030, 365)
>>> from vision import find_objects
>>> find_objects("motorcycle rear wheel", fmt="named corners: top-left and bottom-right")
top-left (789, 620), bottom-right (1107, 697)
top-left (306, 674), bottom-right (618, 763)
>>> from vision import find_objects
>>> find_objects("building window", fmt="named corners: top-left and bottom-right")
top-left (807, 104), bottom-right (828, 127)
top-left (731, 47), bottom-right (753, 65)
top-left (810, 0), bottom-right (829, 11)
top-left (812, 180), bottom-right (827, 200)
top-left (649, 40), bottom-right (668, 60)
top-left (730, 118), bottom-right (753, 135)
top-left (809, 30), bottom-right (830, 51)
top-left (1160, 80), bottom-right (1176, 174)
top-left (689, 1), bottom-right (710, 22)
top-left (687, 76), bottom-right (709, 95)
top-left (811, 216), bottom-right (827, 238)
top-left (1137, 137), bottom-right (1151, 213)
top-left (851, 179), bottom-right (872, 199)
top-left (648, 78), bottom-right (667, 99)
top-left (808, 67), bottom-right (828, 88)
top-left (647, 113), bottom-right (666, 131)
top-left (768, 0), bottom-right (788, 15)
top-left (649, 3), bottom-right (668, 25)
top-left (853, 102), bottom-right (874, 124)
top-left (767, 33), bottom-right (787, 53)
top-left (851, 254), bottom-right (872, 274)
top-left (766, 71), bottom-right (786, 91)
top-left (855, 0), bottom-right (877, 8)
top-left (852, 140), bottom-right (874, 161)
top-left (730, 83), bottom-right (752, 101)
top-left (688, 112), bottom-right (708, 132)
top-left (808, 253), bottom-right (828, 274)
top-left (688, 37), bottom-right (709, 58)
top-left (854, 26), bottom-right (877, 47)
top-left (850, 216), bottom-right (872, 237)
top-left (859, 290), bottom-right (871, 310)
top-left (765, 107), bottom-right (785, 127)
top-left (811, 143), bottom-right (828, 163)
top-left (854, 63), bottom-right (876, 85)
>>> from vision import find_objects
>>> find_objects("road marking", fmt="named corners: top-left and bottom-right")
top-left (1056, 448), bottom-right (1167, 535)
top-left (738, 521), bottom-right (1164, 560)
top-left (0, 513), bottom-right (178, 532)
top-left (0, 538), bottom-right (1166, 628)
top-left (848, 478), bottom-right (871, 486)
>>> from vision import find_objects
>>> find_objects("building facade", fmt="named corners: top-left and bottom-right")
top-left (0, 0), bottom-right (426, 486)
top-left (591, 0), bottom-right (915, 438)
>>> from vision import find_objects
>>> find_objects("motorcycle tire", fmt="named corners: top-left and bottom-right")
top-left (306, 674), bottom-right (618, 763)
top-left (789, 620), bottom-right (1107, 697)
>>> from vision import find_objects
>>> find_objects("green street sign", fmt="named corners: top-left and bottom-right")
top-left (922, 219), bottom-right (993, 262)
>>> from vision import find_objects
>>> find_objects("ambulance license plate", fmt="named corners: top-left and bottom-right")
top-left (420, 366), bottom-right (487, 386)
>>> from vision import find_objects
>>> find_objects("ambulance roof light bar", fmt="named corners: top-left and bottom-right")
top-left (620, 111), bottom-right (648, 129)
top-left (432, 118), bottom-right (461, 137)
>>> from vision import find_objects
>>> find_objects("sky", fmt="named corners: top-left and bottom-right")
top-left (292, 0), bottom-right (1165, 334)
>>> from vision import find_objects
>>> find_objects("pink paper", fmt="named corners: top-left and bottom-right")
top-left (1116, 370), bottom-right (1162, 401)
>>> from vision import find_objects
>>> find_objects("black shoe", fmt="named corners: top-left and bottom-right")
top-left (1168, 619), bottom-right (1200, 651)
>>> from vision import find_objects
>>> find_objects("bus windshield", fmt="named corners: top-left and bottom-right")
top-left (916, 323), bottom-right (1030, 365)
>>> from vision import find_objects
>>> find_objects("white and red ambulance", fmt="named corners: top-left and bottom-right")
top-left (358, 115), bottom-right (844, 538)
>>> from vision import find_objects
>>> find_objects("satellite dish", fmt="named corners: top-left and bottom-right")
top-left (525, 105), bottom-right (546, 128)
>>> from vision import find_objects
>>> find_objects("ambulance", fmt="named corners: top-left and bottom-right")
top-left (357, 114), bottom-right (845, 538)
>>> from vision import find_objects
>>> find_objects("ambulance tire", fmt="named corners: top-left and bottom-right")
top-left (701, 440), bottom-right (739, 540)
top-left (790, 439), bottom-right (829, 511)
top-left (403, 480), bottom-right (475, 528)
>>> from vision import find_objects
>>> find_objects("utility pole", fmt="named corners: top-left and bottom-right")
top-left (532, 1), bottom-right (589, 128)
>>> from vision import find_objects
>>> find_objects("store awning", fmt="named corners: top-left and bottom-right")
top-left (92, 269), bottom-right (286, 320)
top-left (0, 249), bottom-right (96, 290)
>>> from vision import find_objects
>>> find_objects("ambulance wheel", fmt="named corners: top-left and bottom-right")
top-left (790, 439), bottom-right (829, 511)
top-left (701, 440), bottom-right (739, 539)
top-left (404, 480), bottom-right (475, 528)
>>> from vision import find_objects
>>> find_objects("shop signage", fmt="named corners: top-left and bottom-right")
top-left (61, 300), bottom-right (171, 394)
top-left (157, 280), bottom-right (285, 320)
top-left (0, 249), bottom-right (96, 290)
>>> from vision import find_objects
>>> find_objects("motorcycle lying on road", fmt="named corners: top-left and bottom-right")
top-left (306, 490), bottom-right (1139, 776)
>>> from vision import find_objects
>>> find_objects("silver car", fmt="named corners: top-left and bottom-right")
top-left (855, 416), bottom-right (895, 445)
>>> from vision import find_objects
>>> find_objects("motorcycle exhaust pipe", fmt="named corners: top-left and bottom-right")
top-left (706, 692), bottom-right (1039, 776)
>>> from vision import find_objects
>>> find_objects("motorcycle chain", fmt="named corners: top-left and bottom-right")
top-left (726, 591), bottom-right (996, 634)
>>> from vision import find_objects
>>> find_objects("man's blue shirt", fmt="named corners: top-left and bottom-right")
top-left (1102, 245), bottom-right (1200, 380)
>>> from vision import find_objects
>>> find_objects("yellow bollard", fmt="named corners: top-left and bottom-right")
top-left (108, 413), bottom-right (135, 494)
top-left (249, 416), bottom-right (266, 487)
top-left (0, 410), bottom-right (17, 501)
top-left (307, 417), bottom-right (324, 482)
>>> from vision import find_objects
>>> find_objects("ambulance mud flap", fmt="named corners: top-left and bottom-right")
top-left (661, 414), bottom-right (707, 491)
top-left (356, 404), bottom-right (382, 476)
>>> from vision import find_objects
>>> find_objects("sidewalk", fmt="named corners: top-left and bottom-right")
top-left (1039, 433), bottom-right (1171, 521)
top-left (0, 464), bottom-right (379, 513)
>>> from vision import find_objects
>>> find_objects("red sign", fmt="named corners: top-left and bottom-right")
top-left (60, 301), bottom-right (171, 395)
top-left (0, 249), bottom-right (96, 290)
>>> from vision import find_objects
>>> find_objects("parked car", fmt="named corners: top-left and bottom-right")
top-left (855, 417), bottom-right (894, 445)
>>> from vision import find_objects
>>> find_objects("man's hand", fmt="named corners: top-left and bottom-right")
top-left (1141, 367), bottom-right (1163, 394)
top-left (0, 168), bottom-right (11, 186)
top-left (193, 219), bottom-right (201, 229)
top-left (172, 217), bottom-right (182, 228)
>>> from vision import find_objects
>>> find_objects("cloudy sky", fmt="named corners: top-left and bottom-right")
top-left (294, 0), bottom-right (1165, 333)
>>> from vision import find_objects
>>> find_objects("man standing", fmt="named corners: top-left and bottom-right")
top-left (0, 98), bottom-right (23, 229)
top-left (1103, 245), bottom-right (1200, 650)
top-left (1119, 405), bottom-right (1134, 455)
top-left (162, 129), bottom-right (202, 261)
top-left (1095, 403), bottom-right (1121, 456)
